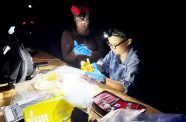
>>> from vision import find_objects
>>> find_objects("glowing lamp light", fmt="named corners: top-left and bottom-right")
top-left (81, 21), bottom-right (85, 24)
top-left (28, 4), bottom-right (32, 8)
top-left (103, 32), bottom-right (109, 38)
top-left (8, 26), bottom-right (15, 34)
top-left (22, 21), bottom-right (27, 26)
top-left (30, 21), bottom-right (34, 24)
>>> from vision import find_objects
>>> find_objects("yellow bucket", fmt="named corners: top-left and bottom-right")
top-left (23, 95), bottom-right (74, 122)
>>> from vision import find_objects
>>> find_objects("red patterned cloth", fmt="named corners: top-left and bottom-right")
top-left (71, 4), bottom-right (90, 16)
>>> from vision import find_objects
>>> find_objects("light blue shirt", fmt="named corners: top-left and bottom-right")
top-left (101, 48), bottom-right (140, 93)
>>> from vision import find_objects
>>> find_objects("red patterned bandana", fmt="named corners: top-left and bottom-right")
top-left (71, 5), bottom-right (90, 16)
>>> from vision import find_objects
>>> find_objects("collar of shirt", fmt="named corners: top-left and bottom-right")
top-left (122, 47), bottom-right (139, 67)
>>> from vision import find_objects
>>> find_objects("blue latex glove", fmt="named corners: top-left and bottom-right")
top-left (85, 62), bottom-right (105, 82)
top-left (73, 40), bottom-right (92, 56)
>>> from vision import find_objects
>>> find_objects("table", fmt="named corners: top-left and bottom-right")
top-left (0, 50), bottom-right (161, 122)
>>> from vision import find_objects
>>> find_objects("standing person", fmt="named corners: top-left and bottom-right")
top-left (86, 28), bottom-right (140, 94)
top-left (61, 4), bottom-right (107, 68)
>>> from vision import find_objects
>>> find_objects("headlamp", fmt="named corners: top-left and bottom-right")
top-left (103, 28), bottom-right (127, 40)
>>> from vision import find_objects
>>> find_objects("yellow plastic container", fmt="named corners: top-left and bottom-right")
top-left (42, 71), bottom-right (60, 82)
top-left (81, 59), bottom-right (93, 72)
top-left (23, 95), bottom-right (74, 122)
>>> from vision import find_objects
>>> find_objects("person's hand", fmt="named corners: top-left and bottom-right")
top-left (73, 40), bottom-right (92, 56)
top-left (85, 62), bottom-right (105, 82)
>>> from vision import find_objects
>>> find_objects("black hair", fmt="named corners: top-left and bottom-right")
top-left (106, 28), bottom-right (128, 41)
top-left (77, 11), bottom-right (88, 21)
top-left (104, 28), bottom-right (128, 41)
top-left (73, 5), bottom-right (90, 21)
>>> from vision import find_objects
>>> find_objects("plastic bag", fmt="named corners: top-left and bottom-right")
top-left (10, 90), bottom-right (54, 105)
top-left (2, 91), bottom-right (55, 122)
top-left (98, 109), bottom-right (145, 122)
top-left (98, 109), bottom-right (186, 122)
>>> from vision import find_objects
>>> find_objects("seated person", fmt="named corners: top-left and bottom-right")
top-left (86, 28), bottom-right (140, 94)
top-left (61, 4), bottom-right (106, 68)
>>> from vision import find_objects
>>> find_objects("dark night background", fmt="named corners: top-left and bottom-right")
top-left (0, 0), bottom-right (185, 114)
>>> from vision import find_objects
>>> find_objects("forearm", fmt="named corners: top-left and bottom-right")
top-left (63, 50), bottom-right (77, 62)
top-left (104, 78), bottom-right (125, 92)
top-left (64, 52), bottom-right (88, 67)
